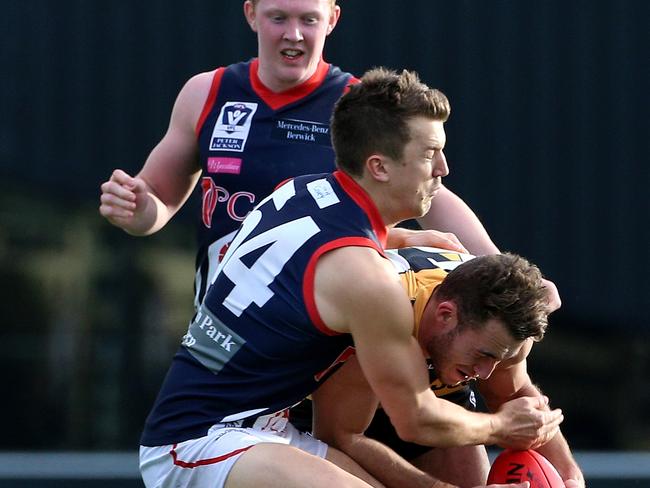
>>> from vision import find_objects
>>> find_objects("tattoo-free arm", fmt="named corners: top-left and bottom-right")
top-left (478, 341), bottom-right (584, 487)
top-left (312, 356), bottom-right (452, 488)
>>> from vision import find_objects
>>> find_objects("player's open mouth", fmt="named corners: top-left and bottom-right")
top-left (281, 49), bottom-right (304, 60)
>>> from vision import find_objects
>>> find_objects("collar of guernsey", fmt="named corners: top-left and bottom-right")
top-left (400, 267), bottom-right (448, 338)
top-left (400, 266), bottom-right (471, 397)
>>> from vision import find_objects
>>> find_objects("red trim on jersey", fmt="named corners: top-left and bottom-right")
top-left (343, 76), bottom-right (361, 95)
top-left (303, 237), bottom-right (385, 336)
top-left (274, 177), bottom-right (293, 191)
top-left (170, 443), bottom-right (253, 468)
top-left (314, 346), bottom-right (356, 381)
top-left (333, 170), bottom-right (388, 247)
top-left (195, 68), bottom-right (226, 136)
top-left (250, 58), bottom-right (331, 110)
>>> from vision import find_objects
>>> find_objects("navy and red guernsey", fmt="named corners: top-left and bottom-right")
top-left (194, 58), bottom-right (356, 307)
top-left (141, 171), bottom-right (387, 446)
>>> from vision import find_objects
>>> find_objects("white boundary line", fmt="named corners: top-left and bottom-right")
top-left (0, 451), bottom-right (648, 479)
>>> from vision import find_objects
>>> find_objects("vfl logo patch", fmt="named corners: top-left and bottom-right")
top-left (210, 102), bottom-right (258, 152)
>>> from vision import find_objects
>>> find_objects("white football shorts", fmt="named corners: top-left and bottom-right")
top-left (139, 411), bottom-right (327, 488)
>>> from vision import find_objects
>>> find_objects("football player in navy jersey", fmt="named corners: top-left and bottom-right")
top-left (137, 67), bottom-right (560, 488)
top-left (98, 0), bottom-right (560, 310)
top-left (98, 0), bottom-right (467, 310)
top-left (96, 1), bottom-right (564, 486)
top-left (312, 247), bottom-right (584, 488)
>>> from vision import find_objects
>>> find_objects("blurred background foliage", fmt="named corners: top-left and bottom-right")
top-left (0, 0), bottom-right (648, 451)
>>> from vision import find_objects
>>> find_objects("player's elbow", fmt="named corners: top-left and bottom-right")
top-left (389, 412), bottom-right (428, 445)
top-left (313, 423), bottom-right (358, 453)
top-left (322, 429), bottom-right (369, 458)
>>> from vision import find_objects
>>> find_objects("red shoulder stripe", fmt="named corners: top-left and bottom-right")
top-left (343, 75), bottom-right (361, 95)
top-left (333, 171), bottom-right (387, 247)
top-left (195, 68), bottom-right (226, 136)
top-left (303, 237), bottom-right (385, 336)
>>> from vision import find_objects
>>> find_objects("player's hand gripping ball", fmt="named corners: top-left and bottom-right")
top-left (487, 449), bottom-right (564, 488)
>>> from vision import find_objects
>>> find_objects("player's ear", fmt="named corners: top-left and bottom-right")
top-left (327, 5), bottom-right (341, 35)
top-left (244, 1), bottom-right (257, 32)
top-left (436, 300), bottom-right (458, 333)
top-left (365, 154), bottom-right (390, 182)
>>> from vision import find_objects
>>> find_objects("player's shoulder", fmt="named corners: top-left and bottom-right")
top-left (184, 69), bottom-right (221, 92)
top-left (181, 58), bottom-right (253, 96)
top-left (328, 63), bottom-right (356, 79)
top-left (327, 64), bottom-right (359, 94)
top-left (172, 71), bottom-right (220, 126)
top-left (318, 246), bottom-right (412, 334)
top-left (322, 246), bottom-right (402, 297)
top-left (176, 70), bottom-right (219, 106)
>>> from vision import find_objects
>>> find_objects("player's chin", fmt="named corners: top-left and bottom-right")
top-left (418, 199), bottom-right (433, 217)
top-left (439, 370), bottom-right (463, 387)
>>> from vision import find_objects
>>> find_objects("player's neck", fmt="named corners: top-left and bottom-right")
top-left (254, 60), bottom-right (321, 93)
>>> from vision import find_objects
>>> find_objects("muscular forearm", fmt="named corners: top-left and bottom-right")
top-left (385, 227), bottom-right (467, 253)
top-left (481, 370), bottom-right (579, 481)
top-left (331, 433), bottom-right (454, 488)
top-left (391, 394), bottom-right (501, 448)
top-left (394, 389), bottom-right (563, 452)
top-left (535, 431), bottom-right (584, 487)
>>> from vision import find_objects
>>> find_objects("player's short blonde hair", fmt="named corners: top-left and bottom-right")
top-left (250, 0), bottom-right (337, 10)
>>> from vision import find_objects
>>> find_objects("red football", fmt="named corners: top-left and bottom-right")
top-left (487, 449), bottom-right (564, 487)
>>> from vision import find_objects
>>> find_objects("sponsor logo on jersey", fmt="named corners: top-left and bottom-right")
top-left (201, 177), bottom-right (255, 227)
top-left (182, 305), bottom-right (245, 374)
top-left (271, 118), bottom-right (332, 146)
top-left (210, 102), bottom-right (258, 152)
top-left (207, 157), bottom-right (243, 174)
top-left (469, 389), bottom-right (477, 408)
top-left (307, 178), bottom-right (340, 208)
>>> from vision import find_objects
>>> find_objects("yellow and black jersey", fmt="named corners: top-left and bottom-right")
top-left (386, 246), bottom-right (476, 398)
top-left (365, 247), bottom-right (479, 460)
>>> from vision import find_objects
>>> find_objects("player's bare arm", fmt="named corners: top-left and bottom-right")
top-left (312, 354), bottom-right (542, 488)
top-left (385, 226), bottom-right (467, 254)
top-left (314, 246), bottom-right (560, 449)
top-left (416, 186), bottom-right (562, 312)
top-left (416, 185), bottom-right (499, 256)
top-left (99, 71), bottom-right (210, 235)
top-left (479, 341), bottom-right (584, 487)
top-left (312, 360), bottom-right (531, 488)
top-left (313, 356), bottom-right (445, 488)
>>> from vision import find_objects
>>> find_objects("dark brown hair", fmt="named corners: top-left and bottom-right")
top-left (436, 253), bottom-right (549, 341)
